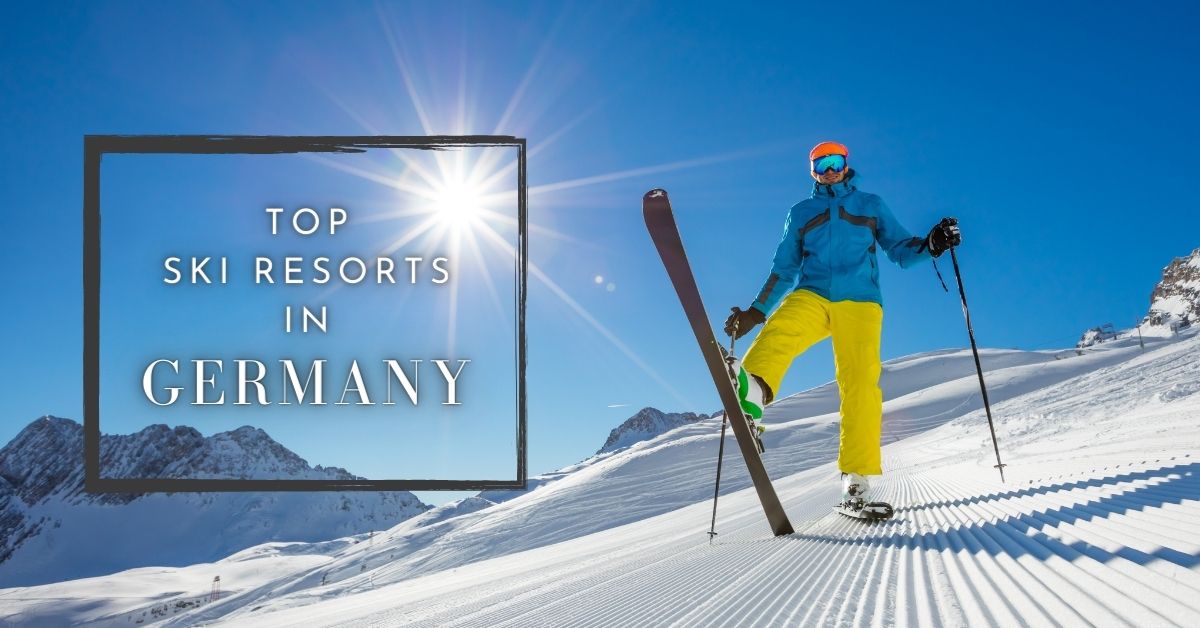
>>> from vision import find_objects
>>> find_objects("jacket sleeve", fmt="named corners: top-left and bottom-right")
top-left (874, 196), bottom-right (931, 269)
top-left (750, 207), bottom-right (801, 315)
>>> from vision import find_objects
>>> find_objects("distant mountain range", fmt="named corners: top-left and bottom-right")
top-left (0, 417), bottom-right (430, 587)
top-left (0, 404), bottom-right (705, 589)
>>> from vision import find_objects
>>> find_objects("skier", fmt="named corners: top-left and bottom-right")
top-left (722, 140), bottom-right (960, 511)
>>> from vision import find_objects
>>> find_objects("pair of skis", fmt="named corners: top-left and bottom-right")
top-left (643, 189), bottom-right (894, 534)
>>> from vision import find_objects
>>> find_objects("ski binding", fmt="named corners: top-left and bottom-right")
top-left (834, 498), bottom-right (894, 521)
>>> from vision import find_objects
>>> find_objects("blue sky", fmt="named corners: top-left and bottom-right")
top-left (2, 1), bottom-right (1198, 505)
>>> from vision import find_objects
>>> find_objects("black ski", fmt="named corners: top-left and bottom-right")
top-left (643, 188), bottom-right (794, 537)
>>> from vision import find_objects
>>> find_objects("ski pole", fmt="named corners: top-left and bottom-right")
top-left (707, 412), bottom-right (728, 541)
top-left (707, 320), bottom-right (739, 540)
top-left (949, 246), bottom-right (1007, 482)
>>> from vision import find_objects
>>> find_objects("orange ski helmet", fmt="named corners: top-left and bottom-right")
top-left (809, 141), bottom-right (849, 161)
top-left (809, 141), bottom-right (849, 179)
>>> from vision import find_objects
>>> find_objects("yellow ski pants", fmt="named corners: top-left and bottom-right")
top-left (742, 289), bottom-right (884, 475)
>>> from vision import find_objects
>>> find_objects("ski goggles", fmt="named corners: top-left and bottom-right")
top-left (811, 153), bottom-right (847, 174)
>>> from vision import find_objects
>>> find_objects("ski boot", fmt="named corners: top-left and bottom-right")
top-left (841, 472), bottom-right (871, 507)
top-left (719, 347), bottom-right (771, 452)
top-left (835, 473), bottom-right (894, 521)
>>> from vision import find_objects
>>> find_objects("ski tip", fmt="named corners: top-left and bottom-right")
top-left (643, 188), bottom-right (669, 202)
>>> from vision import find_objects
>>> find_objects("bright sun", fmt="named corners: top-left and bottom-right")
top-left (432, 180), bottom-right (484, 229)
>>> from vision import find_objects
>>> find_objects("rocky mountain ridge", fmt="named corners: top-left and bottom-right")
top-left (1145, 247), bottom-right (1200, 327)
top-left (1079, 247), bottom-right (1198, 347)
top-left (597, 406), bottom-right (710, 454)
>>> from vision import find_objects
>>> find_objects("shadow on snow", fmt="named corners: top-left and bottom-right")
top-left (786, 462), bottom-right (1200, 569)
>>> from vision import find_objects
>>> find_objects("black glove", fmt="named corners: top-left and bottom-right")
top-left (925, 217), bottom-right (961, 257)
top-left (724, 306), bottom-right (766, 339)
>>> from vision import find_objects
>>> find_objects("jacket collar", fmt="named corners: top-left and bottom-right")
top-left (812, 168), bottom-right (858, 199)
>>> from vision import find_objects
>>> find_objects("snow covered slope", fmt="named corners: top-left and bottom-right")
top-left (0, 419), bottom-right (429, 588)
top-left (3, 330), bottom-right (1199, 626)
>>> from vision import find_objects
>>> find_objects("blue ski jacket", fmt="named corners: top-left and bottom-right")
top-left (750, 170), bottom-right (931, 313)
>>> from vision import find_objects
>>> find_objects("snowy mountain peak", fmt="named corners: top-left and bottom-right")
top-left (1079, 247), bottom-right (1199, 347)
top-left (597, 407), bottom-right (709, 454)
top-left (1145, 247), bottom-right (1200, 328)
top-left (1, 415), bottom-right (86, 505)
top-left (22, 414), bottom-right (77, 437)
top-left (6, 415), bottom-right (81, 455)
